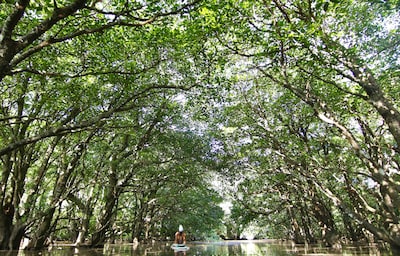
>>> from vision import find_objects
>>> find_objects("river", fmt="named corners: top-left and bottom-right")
top-left (0, 240), bottom-right (395, 255)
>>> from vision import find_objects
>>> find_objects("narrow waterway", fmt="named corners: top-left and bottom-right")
top-left (0, 240), bottom-right (395, 256)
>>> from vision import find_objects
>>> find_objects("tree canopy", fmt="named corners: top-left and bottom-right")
top-left (0, 0), bottom-right (399, 252)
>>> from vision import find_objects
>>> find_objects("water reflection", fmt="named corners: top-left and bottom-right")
top-left (0, 240), bottom-right (394, 256)
top-left (187, 241), bottom-right (290, 255)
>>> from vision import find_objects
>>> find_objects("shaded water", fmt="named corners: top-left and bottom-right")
top-left (0, 240), bottom-right (394, 256)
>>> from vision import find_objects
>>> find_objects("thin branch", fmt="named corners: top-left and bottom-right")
top-left (216, 36), bottom-right (255, 58)
top-left (0, 0), bottom-right (30, 41)
top-left (270, 0), bottom-right (291, 23)
top-left (18, 0), bottom-right (86, 50)
top-left (297, 66), bottom-right (368, 100)
top-left (0, 79), bottom-right (199, 157)
top-left (5, 0), bottom-right (202, 73)
top-left (11, 58), bottom-right (164, 78)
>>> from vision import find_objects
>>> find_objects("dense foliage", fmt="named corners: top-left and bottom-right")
top-left (212, 0), bottom-right (400, 249)
top-left (0, 0), bottom-right (399, 252)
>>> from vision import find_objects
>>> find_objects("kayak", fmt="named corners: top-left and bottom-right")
top-left (171, 244), bottom-right (189, 251)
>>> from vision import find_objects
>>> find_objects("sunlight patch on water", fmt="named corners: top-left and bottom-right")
top-left (240, 242), bottom-right (258, 254)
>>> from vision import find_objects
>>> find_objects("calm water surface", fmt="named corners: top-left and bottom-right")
top-left (0, 240), bottom-right (394, 256)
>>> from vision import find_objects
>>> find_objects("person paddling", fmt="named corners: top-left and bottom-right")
top-left (174, 225), bottom-right (186, 245)
top-left (174, 225), bottom-right (189, 256)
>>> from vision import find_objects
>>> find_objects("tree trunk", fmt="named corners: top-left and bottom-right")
top-left (0, 212), bottom-right (12, 249)
top-left (0, 223), bottom-right (25, 250)
top-left (299, 206), bottom-right (316, 243)
top-left (26, 137), bottom-right (88, 250)
top-left (287, 207), bottom-right (304, 243)
top-left (25, 207), bottom-right (56, 250)
top-left (90, 174), bottom-right (119, 247)
top-left (90, 197), bottom-right (116, 247)
top-left (0, 196), bottom-right (26, 251)
top-left (9, 222), bottom-right (26, 250)
top-left (352, 67), bottom-right (400, 148)
top-left (315, 180), bottom-right (400, 249)
top-left (72, 194), bottom-right (94, 247)
top-left (342, 211), bottom-right (366, 242)
top-left (74, 207), bottom-right (93, 246)
top-left (132, 202), bottom-right (146, 242)
top-left (312, 198), bottom-right (338, 246)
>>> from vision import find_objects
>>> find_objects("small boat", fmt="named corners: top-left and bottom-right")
top-left (171, 243), bottom-right (190, 251)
